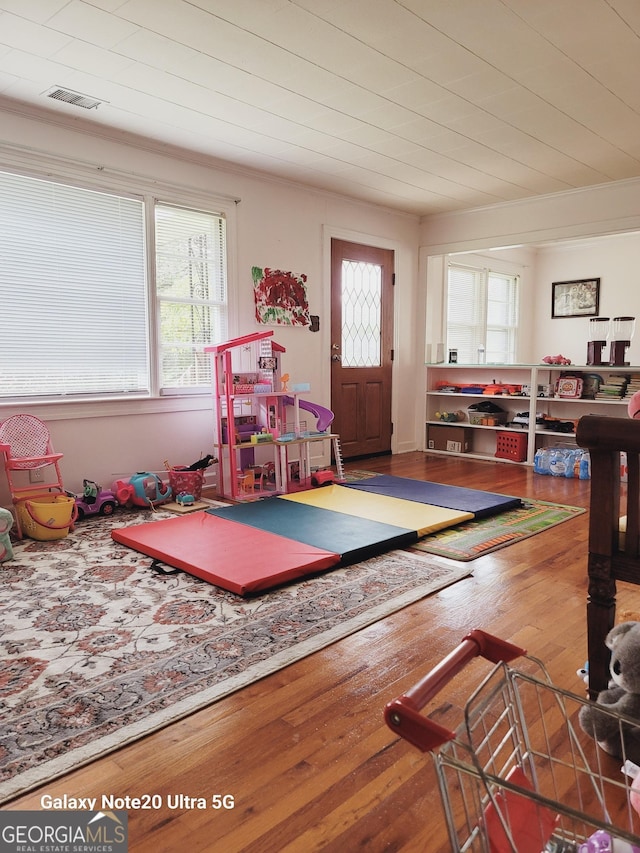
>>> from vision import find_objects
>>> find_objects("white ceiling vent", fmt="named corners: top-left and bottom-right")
top-left (44, 87), bottom-right (105, 110)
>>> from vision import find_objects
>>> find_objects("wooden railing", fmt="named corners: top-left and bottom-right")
top-left (576, 414), bottom-right (640, 698)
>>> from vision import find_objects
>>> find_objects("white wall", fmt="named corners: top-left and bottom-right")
top-left (0, 105), bottom-right (421, 506)
top-left (532, 233), bottom-right (640, 366)
top-left (421, 179), bottom-right (640, 370)
top-left (420, 178), bottom-right (640, 256)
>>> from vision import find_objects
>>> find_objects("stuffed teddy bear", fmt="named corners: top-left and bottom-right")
top-left (579, 622), bottom-right (640, 765)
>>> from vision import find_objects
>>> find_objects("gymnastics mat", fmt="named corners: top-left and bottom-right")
top-left (112, 512), bottom-right (340, 596)
top-left (206, 498), bottom-right (418, 563)
top-left (345, 475), bottom-right (521, 518)
top-left (280, 485), bottom-right (473, 537)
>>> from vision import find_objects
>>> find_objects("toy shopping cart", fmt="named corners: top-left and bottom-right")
top-left (384, 630), bottom-right (640, 852)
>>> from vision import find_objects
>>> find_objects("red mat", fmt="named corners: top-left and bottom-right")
top-left (112, 511), bottom-right (340, 596)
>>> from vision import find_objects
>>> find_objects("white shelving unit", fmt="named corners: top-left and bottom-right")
top-left (425, 363), bottom-right (637, 465)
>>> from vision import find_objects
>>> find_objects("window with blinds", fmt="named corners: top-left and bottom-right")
top-left (447, 263), bottom-right (519, 363)
top-left (155, 204), bottom-right (227, 394)
top-left (0, 171), bottom-right (228, 401)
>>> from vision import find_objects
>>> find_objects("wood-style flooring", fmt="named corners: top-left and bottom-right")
top-left (6, 451), bottom-right (640, 852)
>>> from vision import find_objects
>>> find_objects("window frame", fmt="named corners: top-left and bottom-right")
top-left (446, 260), bottom-right (520, 364)
top-left (154, 202), bottom-right (229, 396)
top-left (0, 154), bottom-right (238, 421)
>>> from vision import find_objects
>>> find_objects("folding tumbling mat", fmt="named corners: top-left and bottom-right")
top-left (345, 475), bottom-right (521, 518)
top-left (111, 478), bottom-right (513, 595)
top-left (280, 485), bottom-right (473, 537)
top-left (206, 498), bottom-right (419, 564)
top-left (111, 511), bottom-right (340, 596)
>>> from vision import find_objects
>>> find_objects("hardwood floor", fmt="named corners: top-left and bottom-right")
top-left (6, 452), bottom-right (640, 851)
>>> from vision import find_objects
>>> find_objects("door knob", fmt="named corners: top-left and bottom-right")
top-left (331, 353), bottom-right (341, 362)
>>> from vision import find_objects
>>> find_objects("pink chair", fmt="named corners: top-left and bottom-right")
top-left (0, 414), bottom-right (65, 539)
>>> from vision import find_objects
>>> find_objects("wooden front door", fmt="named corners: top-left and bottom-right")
top-left (330, 239), bottom-right (394, 459)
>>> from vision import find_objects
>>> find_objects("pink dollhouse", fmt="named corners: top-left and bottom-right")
top-left (205, 331), bottom-right (343, 501)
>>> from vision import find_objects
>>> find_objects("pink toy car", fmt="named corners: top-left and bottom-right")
top-left (72, 479), bottom-right (118, 520)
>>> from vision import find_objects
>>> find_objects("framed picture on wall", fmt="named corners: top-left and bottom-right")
top-left (551, 278), bottom-right (600, 318)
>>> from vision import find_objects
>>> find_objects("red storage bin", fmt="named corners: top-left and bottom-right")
top-left (495, 431), bottom-right (527, 462)
top-left (169, 467), bottom-right (204, 500)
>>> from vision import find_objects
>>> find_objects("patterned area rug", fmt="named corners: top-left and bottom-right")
top-left (412, 499), bottom-right (586, 561)
top-left (0, 511), bottom-right (471, 803)
top-left (342, 469), bottom-right (381, 482)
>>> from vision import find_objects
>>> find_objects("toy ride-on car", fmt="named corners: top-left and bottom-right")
top-left (72, 479), bottom-right (118, 520)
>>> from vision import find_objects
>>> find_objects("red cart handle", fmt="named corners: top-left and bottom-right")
top-left (384, 629), bottom-right (526, 752)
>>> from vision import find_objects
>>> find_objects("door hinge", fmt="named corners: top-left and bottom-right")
top-left (391, 348), bottom-right (394, 361)
top-left (392, 273), bottom-right (396, 286)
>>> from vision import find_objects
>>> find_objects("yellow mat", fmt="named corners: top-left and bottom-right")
top-left (280, 485), bottom-right (473, 537)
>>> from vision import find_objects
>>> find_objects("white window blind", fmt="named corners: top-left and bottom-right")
top-left (447, 265), bottom-right (486, 362)
top-left (487, 271), bottom-right (519, 363)
top-left (447, 262), bottom-right (519, 363)
top-left (155, 204), bottom-right (227, 393)
top-left (0, 171), bottom-right (148, 399)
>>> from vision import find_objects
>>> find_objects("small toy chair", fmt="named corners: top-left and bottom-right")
top-left (0, 414), bottom-right (65, 539)
top-left (238, 469), bottom-right (255, 494)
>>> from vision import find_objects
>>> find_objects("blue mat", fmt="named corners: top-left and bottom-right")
top-left (345, 475), bottom-right (521, 518)
top-left (206, 498), bottom-right (417, 564)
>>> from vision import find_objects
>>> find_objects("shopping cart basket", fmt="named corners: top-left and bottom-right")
top-left (384, 629), bottom-right (640, 852)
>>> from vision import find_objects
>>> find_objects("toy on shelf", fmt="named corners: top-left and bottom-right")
top-left (542, 354), bottom-right (572, 365)
top-left (72, 479), bottom-right (118, 520)
top-left (434, 410), bottom-right (464, 423)
top-left (205, 331), bottom-right (344, 501)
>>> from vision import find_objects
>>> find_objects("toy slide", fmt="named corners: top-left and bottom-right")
top-left (283, 396), bottom-right (334, 432)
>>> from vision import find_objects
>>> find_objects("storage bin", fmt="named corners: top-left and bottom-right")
top-left (495, 431), bottom-right (528, 462)
top-left (169, 467), bottom-right (205, 501)
top-left (15, 493), bottom-right (77, 540)
top-left (468, 411), bottom-right (508, 426)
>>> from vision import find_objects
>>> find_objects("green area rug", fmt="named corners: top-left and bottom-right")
top-left (412, 499), bottom-right (586, 561)
top-left (342, 469), bottom-right (380, 482)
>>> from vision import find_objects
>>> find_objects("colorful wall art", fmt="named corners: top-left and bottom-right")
top-left (252, 266), bottom-right (310, 326)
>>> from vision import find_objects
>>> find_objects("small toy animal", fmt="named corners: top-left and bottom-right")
top-left (579, 622), bottom-right (640, 765)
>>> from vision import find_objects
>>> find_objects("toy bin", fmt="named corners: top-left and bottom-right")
top-left (15, 493), bottom-right (77, 540)
top-left (495, 430), bottom-right (528, 462)
top-left (169, 467), bottom-right (204, 501)
top-left (468, 411), bottom-right (508, 426)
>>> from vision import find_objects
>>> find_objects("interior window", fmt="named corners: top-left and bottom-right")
top-left (447, 262), bottom-right (519, 364)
